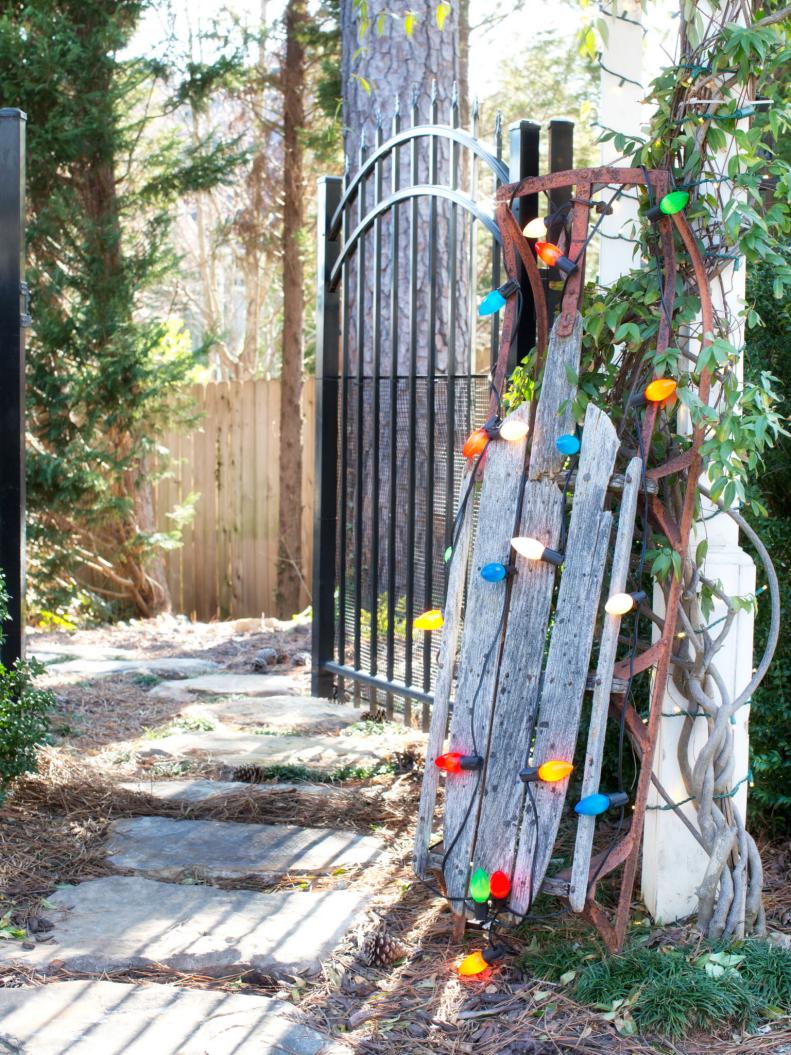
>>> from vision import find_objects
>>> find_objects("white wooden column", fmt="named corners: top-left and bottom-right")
top-left (597, 0), bottom-right (643, 286)
top-left (643, 261), bottom-right (755, 923)
top-left (597, 0), bottom-right (754, 922)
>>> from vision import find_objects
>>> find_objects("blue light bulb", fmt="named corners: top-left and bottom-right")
top-left (478, 289), bottom-right (507, 317)
top-left (575, 791), bottom-right (628, 816)
top-left (574, 793), bottom-right (610, 816)
top-left (481, 561), bottom-right (507, 582)
top-left (556, 434), bottom-right (581, 456)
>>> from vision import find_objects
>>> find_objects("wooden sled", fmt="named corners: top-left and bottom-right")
top-left (414, 167), bottom-right (715, 952)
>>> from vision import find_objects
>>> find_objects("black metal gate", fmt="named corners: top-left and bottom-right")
top-left (312, 95), bottom-right (573, 728)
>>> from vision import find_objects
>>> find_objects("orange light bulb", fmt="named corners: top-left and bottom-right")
top-left (535, 240), bottom-right (563, 267)
top-left (414, 609), bottom-right (443, 631)
top-left (645, 377), bottom-right (677, 403)
top-left (458, 950), bottom-right (489, 977)
top-left (462, 427), bottom-right (489, 459)
top-left (537, 759), bottom-right (574, 782)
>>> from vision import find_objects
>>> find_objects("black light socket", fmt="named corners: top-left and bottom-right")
top-left (460, 754), bottom-right (484, 771)
top-left (555, 255), bottom-right (578, 276)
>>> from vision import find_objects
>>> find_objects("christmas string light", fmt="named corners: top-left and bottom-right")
top-left (511, 535), bottom-right (564, 566)
top-left (413, 609), bottom-right (443, 631)
top-left (604, 590), bottom-right (647, 616)
top-left (575, 791), bottom-right (630, 816)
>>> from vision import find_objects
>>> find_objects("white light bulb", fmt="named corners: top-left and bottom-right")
top-left (523, 216), bottom-right (547, 239)
top-left (604, 592), bottom-right (636, 616)
top-left (511, 536), bottom-right (546, 561)
top-left (498, 419), bottom-right (529, 443)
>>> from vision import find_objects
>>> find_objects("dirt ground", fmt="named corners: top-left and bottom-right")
top-left (1, 618), bottom-right (789, 1055)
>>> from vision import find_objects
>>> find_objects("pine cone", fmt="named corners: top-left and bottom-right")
top-left (361, 929), bottom-right (408, 967)
top-left (360, 707), bottom-right (387, 723)
top-left (232, 764), bottom-right (267, 784)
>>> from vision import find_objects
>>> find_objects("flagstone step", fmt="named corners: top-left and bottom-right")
top-left (181, 694), bottom-right (358, 734)
top-left (118, 778), bottom-right (362, 802)
top-left (40, 656), bottom-right (222, 679)
top-left (150, 673), bottom-right (305, 702)
top-left (132, 727), bottom-right (419, 773)
top-left (105, 815), bottom-right (382, 881)
top-left (0, 876), bottom-right (369, 977)
top-left (0, 979), bottom-right (351, 1054)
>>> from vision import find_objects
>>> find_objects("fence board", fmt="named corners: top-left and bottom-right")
top-left (154, 378), bottom-right (315, 621)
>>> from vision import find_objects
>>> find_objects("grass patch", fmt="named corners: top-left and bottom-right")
top-left (129, 672), bottom-right (160, 688)
top-left (143, 715), bottom-right (215, 739)
top-left (521, 936), bottom-right (791, 1040)
top-left (234, 760), bottom-right (398, 784)
top-left (342, 719), bottom-right (402, 736)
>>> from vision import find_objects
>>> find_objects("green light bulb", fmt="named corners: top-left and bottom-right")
top-left (444, 546), bottom-right (453, 563)
top-left (660, 190), bottom-right (690, 215)
top-left (469, 867), bottom-right (490, 903)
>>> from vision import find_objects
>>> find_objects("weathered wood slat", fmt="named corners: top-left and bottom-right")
top-left (471, 477), bottom-right (563, 879)
top-left (414, 461), bottom-right (476, 879)
top-left (528, 313), bottom-right (582, 480)
top-left (442, 403), bottom-right (531, 906)
top-left (569, 456), bottom-right (642, 911)
top-left (511, 403), bottom-right (619, 914)
top-left (554, 469), bottom-right (658, 496)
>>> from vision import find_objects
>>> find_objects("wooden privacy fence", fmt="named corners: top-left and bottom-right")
top-left (155, 378), bottom-right (315, 621)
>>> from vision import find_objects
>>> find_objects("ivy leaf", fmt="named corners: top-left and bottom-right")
top-left (352, 73), bottom-right (372, 94)
top-left (613, 322), bottom-right (642, 345)
top-left (436, 2), bottom-right (451, 30)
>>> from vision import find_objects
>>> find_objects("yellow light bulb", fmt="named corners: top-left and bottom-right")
top-left (414, 609), bottom-right (444, 631)
top-left (644, 377), bottom-right (677, 403)
top-left (523, 216), bottom-right (547, 239)
top-left (498, 419), bottom-right (529, 443)
top-left (511, 536), bottom-right (545, 560)
top-left (605, 592), bottom-right (636, 616)
top-left (458, 950), bottom-right (489, 977)
top-left (537, 759), bottom-right (573, 782)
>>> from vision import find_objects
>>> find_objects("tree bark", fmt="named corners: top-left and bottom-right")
top-left (277, 0), bottom-right (307, 617)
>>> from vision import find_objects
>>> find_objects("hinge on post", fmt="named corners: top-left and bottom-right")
top-left (19, 282), bottom-right (31, 328)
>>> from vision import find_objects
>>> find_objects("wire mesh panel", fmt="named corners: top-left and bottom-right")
top-left (313, 100), bottom-right (547, 728)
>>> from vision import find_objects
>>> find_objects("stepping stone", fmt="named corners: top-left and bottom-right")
top-left (118, 778), bottom-right (370, 802)
top-left (46, 657), bottom-right (221, 679)
top-left (105, 816), bottom-right (383, 880)
top-left (150, 673), bottom-right (303, 702)
top-left (136, 728), bottom-right (416, 772)
top-left (0, 875), bottom-right (369, 977)
top-left (182, 694), bottom-right (357, 734)
top-left (0, 979), bottom-right (351, 1053)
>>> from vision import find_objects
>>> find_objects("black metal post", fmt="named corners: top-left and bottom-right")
top-left (311, 176), bottom-right (341, 697)
top-left (0, 109), bottom-right (26, 667)
top-left (508, 120), bottom-right (540, 370)
top-left (545, 119), bottom-right (574, 321)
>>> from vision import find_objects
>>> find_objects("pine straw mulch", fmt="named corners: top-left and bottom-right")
top-left (1, 748), bottom-right (789, 1055)
top-left (0, 748), bottom-right (415, 911)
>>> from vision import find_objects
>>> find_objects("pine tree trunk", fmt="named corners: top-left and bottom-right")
top-left (277, 0), bottom-right (307, 618)
top-left (338, 2), bottom-right (467, 617)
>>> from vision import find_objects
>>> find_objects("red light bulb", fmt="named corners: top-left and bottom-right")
top-left (489, 870), bottom-right (511, 900)
top-left (462, 427), bottom-right (489, 459)
top-left (435, 752), bottom-right (462, 773)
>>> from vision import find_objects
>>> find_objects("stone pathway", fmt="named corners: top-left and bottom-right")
top-left (0, 663), bottom-right (419, 1053)
top-left (0, 979), bottom-right (351, 1054)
